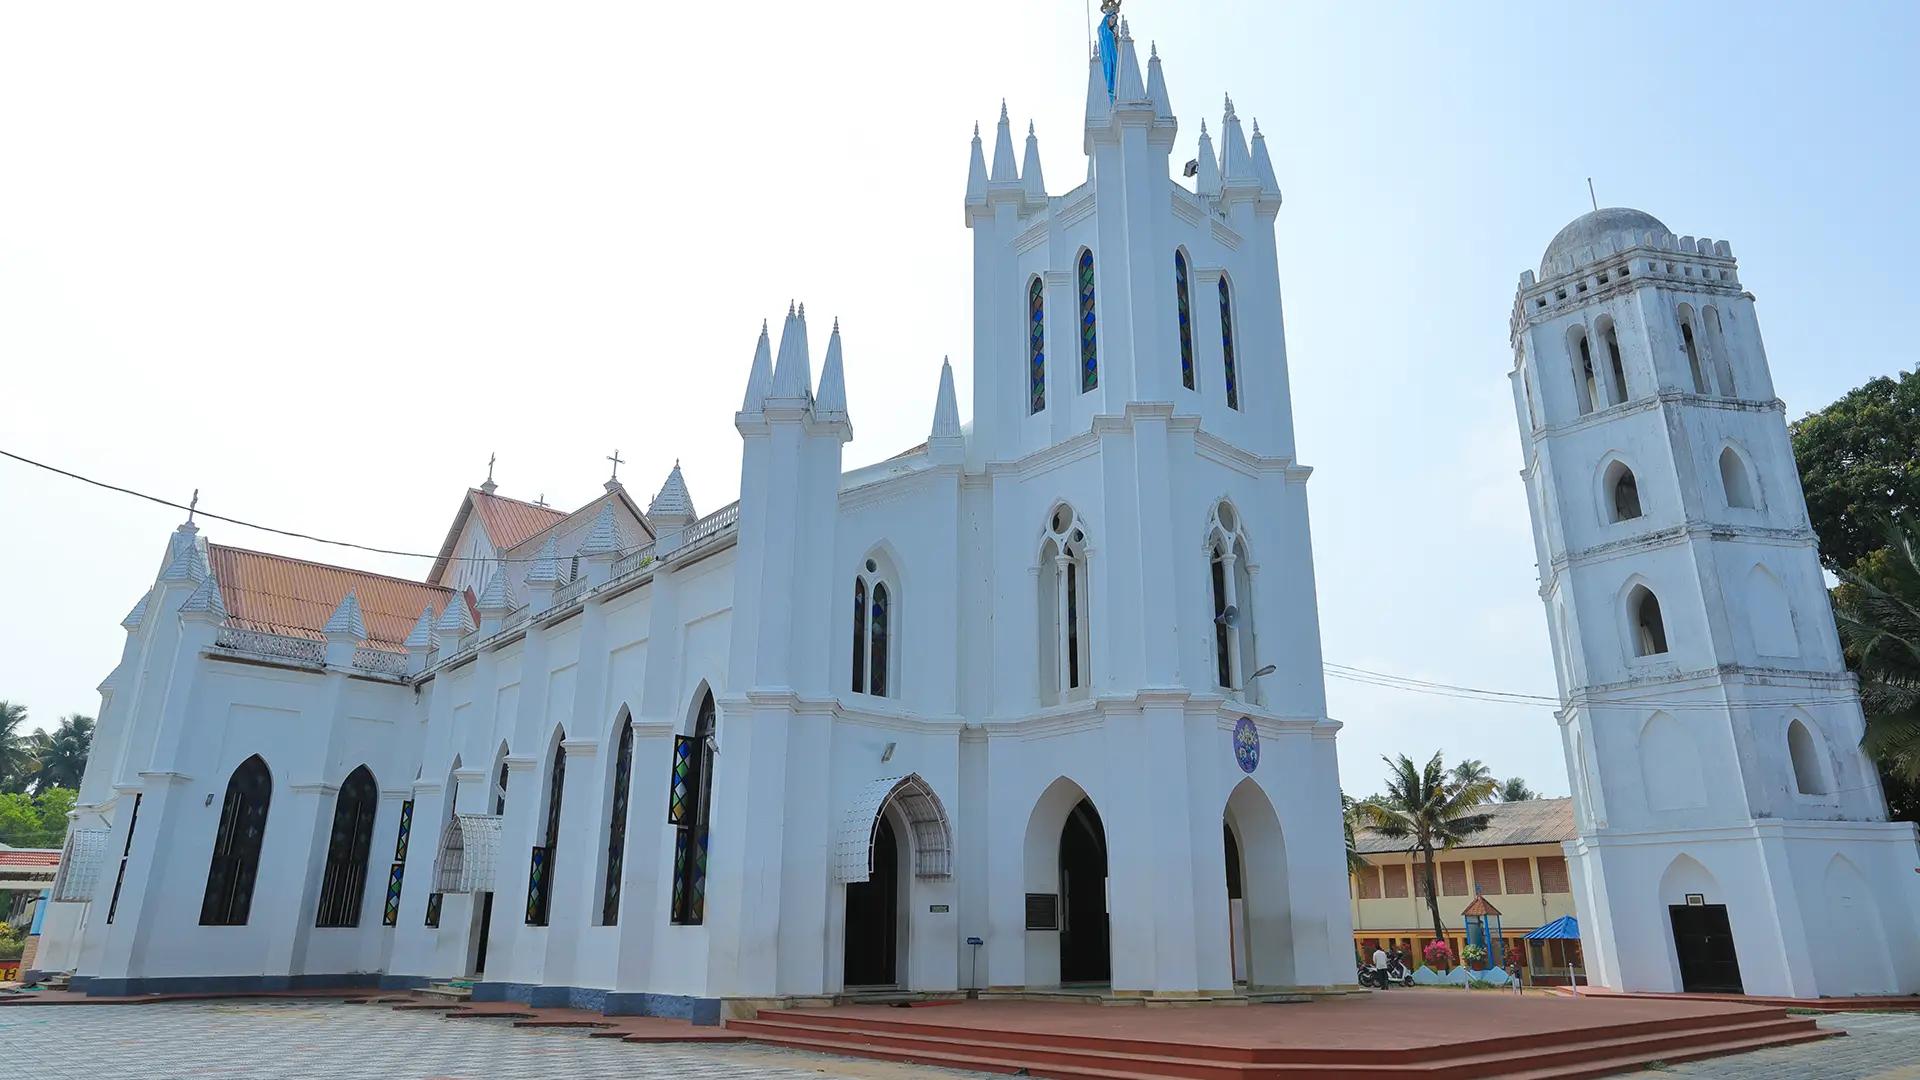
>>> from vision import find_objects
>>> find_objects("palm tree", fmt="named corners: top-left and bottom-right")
top-left (1355, 752), bottom-right (1496, 944)
top-left (25, 714), bottom-right (93, 793)
top-left (0, 701), bottom-right (35, 794)
top-left (1833, 521), bottom-right (1920, 781)
top-left (1497, 777), bottom-right (1537, 802)
top-left (1340, 793), bottom-right (1370, 876)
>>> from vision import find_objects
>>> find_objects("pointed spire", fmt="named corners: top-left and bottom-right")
top-left (476, 564), bottom-right (514, 614)
top-left (815, 318), bottom-right (850, 422)
top-left (741, 319), bottom-right (773, 414)
top-left (578, 501), bottom-right (622, 557)
top-left (965, 122), bottom-right (988, 205)
top-left (1249, 118), bottom-right (1281, 197)
top-left (1219, 94), bottom-right (1257, 190)
top-left (930, 356), bottom-right (962, 440)
top-left (649, 461), bottom-right (696, 520)
top-left (770, 301), bottom-right (813, 403)
top-left (323, 589), bottom-right (367, 640)
top-left (436, 594), bottom-right (474, 636)
top-left (1021, 121), bottom-right (1046, 202)
top-left (1195, 118), bottom-right (1220, 198)
top-left (158, 526), bottom-right (208, 584)
top-left (123, 590), bottom-right (151, 631)
top-left (179, 575), bottom-right (227, 621)
top-left (1146, 41), bottom-right (1173, 118)
top-left (524, 535), bottom-right (563, 587)
top-left (405, 604), bottom-right (438, 650)
top-left (1083, 48), bottom-right (1109, 142)
top-left (989, 100), bottom-right (1018, 183)
top-left (1112, 18), bottom-right (1146, 103)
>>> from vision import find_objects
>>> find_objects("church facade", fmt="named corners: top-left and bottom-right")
top-left (35, 22), bottom-right (1355, 1015)
top-left (1509, 208), bottom-right (1920, 997)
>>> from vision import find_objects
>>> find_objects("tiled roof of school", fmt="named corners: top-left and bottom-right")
top-left (0, 848), bottom-right (61, 869)
top-left (1352, 797), bottom-right (1574, 855)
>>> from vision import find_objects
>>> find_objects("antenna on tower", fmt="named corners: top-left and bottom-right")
top-left (1587, 178), bottom-right (1598, 212)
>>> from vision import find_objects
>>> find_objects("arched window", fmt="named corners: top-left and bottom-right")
top-left (1039, 505), bottom-right (1092, 703)
top-left (315, 765), bottom-right (378, 928)
top-left (671, 691), bottom-right (716, 925)
top-left (1218, 275), bottom-right (1240, 410)
top-left (1598, 317), bottom-right (1628, 405)
top-left (601, 715), bottom-right (634, 925)
top-left (1787, 718), bottom-right (1828, 796)
top-left (200, 755), bottom-right (272, 926)
top-left (1207, 502), bottom-right (1255, 695)
top-left (851, 557), bottom-right (896, 698)
top-left (526, 732), bottom-right (565, 926)
top-left (1569, 326), bottom-right (1597, 415)
top-left (1629, 585), bottom-right (1669, 657)
top-left (1077, 249), bottom-right (1098, 393)
top-left (1679, 307), bottom-right (1711, 394)
top-left (1028, 276), bottom-right (1046, 414)
top-left (1719, 446), bottom-right (1758, 510)
top-left (1605, 461), bottom-right (1643, 523)
top-left (1174, 251), bottom-right (1195, 390)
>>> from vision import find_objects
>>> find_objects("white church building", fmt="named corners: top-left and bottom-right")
top-left (1510, 207), bottom-right (1920, 998)
top-left (35, 20), bottom-right (1356, 1017)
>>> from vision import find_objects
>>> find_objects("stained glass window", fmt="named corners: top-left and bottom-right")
top-left (671, 693), bottom-right (715, 925)
top-left (393, 798), bottom-right (414, 864)
top-left (851, 577), bottom-right (867, 693)
top-left (316, 766), bottom-right (379, 928)
top-left (870, 583), bottom-right (890, 698)
top-left (200, 755), bottom-right (272, 926)
top-left (383, 863), bottom-right (404, 926)
top-left (1175, 251), bottom-right (1194, 390)
top-left (424, 891), bottom-right (443, 928)
top-left (1029, 276), bottom-right (1046, 413)
top-left (601, 720), bottom-right (634, 926)
top-left (1078, 249), bottom-right (1097, 392)
top-left (106, 792), bottom-right (141, 925)
top-left (668, 736), bottom-right (694, 825)
top-left (1219, 276), bottom-right (1239, 410)
top-left (527, 741), bottom-right (565, 926)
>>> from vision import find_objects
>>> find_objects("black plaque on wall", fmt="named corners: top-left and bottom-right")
top-left (1025, 892), bottom-right (1059, 930)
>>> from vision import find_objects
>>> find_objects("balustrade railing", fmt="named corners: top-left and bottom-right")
top-left (351, 646), bottom-right (409, 676)
top-left (680, 501), bottom-right (739, 551)
top-left (215, 627), bottom-right (325, 665)
top-left (610, 542), bottom-right (656, 579)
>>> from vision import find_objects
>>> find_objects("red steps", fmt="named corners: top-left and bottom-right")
top-left (725, 1005), bottom-right (1834, 1079)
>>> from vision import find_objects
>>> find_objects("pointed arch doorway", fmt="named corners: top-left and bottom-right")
top-left (834, 774), bottom-right (954, 991)
top-left (1059, 798), bottom-right (1110, 984)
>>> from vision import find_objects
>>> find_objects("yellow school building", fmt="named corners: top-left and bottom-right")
top-left (1349, 797), bottom-right (1584, 981)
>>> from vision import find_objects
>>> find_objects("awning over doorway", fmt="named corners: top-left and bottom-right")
top-left (433, 813), bottom-right (503, 894)
top-left (50, 827), bottom-right (109, 902)
top-left (1526, 915), bottom-right (1580, 940)
top-left (833, 774), bottom-right (953, 883)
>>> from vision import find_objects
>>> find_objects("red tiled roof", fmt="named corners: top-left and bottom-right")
top-left (1461, 894), bottom-right (1504, 918)
top-left (208, 544), bottom-right (453, 650)
top-left (471, 489), bottom-right (567, 551)
top-left (0, 849), bottom-right (60, 869)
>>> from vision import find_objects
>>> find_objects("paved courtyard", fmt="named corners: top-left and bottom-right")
top-left (1, 997), bottom-right (1917, 1079)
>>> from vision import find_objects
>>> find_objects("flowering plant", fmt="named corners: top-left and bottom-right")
top-left (1422, 939), bottom-right (1454, 970)
top-left (1462, 943), bottom-right (1488, 968)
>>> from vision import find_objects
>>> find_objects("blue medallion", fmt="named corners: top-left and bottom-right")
top-left (1233, 715), bottom-right (1259, 774)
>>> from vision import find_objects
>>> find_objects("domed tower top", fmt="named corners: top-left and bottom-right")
top-left (1539, 207), bottom-right (1669, 277)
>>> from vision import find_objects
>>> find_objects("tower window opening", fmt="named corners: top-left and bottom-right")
top-left (1719, 446), bottom-right (1758, 510)
top-left (1601, 321), bottom-right (1629, 404)
top-left (1218, 275), bottom-right (1240, 410)
top-left (1040, 506), bottom-right (1092, 703)
top-left (1606, 462), bottom-right (1643, 523)
top-left (1629, 585), bottom-right (1669, 657)
top-left (852, 559), bottom-right (896, 698)
top-left (1787, 718), bottom-right (1829, 796)
top-left (1570, 327), bottom-right (1597, 415)
top-left (1077, 249), bottom-right (1098, 393)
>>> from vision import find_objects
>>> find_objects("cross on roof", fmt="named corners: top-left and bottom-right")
top-left (533, 493), bottom-right (549, 508)
top-left (186, 488), bottom-right (199, 524)
top-left (486, 452), bottom-right (496, 483)
top-left (606, 449), bottom-right (625, 482)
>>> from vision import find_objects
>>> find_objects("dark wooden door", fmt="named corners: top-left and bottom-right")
top-left (1669, 904), bottom-right (1742, 993)
top-left (843, 817), bottom-right (899, 987)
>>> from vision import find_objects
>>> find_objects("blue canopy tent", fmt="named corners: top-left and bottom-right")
top-left (1525, 915), bottom-right (1585, 986)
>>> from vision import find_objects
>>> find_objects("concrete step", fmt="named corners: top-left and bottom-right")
top-left (416, 983), bottom-right (473, 1002)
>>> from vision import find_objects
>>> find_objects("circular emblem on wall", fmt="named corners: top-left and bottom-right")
top-left (1233, 715), bottom-right (1260, 774)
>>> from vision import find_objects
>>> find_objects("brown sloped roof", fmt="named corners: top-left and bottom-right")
top-left (209, 544), bottom-right (453, 650)
top-left (1461, 894), bottom-right (1504, 917)
top-left (1353, 797), bottom-right (1574, 855)
top-left (470, 489), bottom-right (568, 550)
top-left (0, 848), bottom-right (61, 869)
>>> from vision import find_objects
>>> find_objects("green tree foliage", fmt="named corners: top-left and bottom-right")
top-left (25, 714), bottom-right (93, 792)
top-left (1497, 777), bottom-right (1537, 802)
top-left (1354, 752), bottom-right (1496, 944)
top-left (0, 786), bottom-right (75, 848)
top-left (0, 701), bottom-right (35, 793)
top-left (1789, 368), bottom-right (1920, 574)
top-left (1833, 521), bottom-right (1920, 783)
top-left (1340, 793), bottom-right (1369, 876)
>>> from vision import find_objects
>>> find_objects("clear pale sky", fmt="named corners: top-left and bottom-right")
top-left (3, 2), bottom-right (1913, 799)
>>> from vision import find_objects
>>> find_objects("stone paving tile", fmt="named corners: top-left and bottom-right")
top-left (1652, 1012), bottom-right (1920, 1080)
top-left (0, 999), bottom-right (993, 1080)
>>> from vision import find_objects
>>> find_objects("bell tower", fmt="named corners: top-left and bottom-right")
top-left (1510, 208), bottom-right (1920, 997)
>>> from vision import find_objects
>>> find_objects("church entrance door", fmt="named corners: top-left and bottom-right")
top-left (844, 815), bottom-right (900, 987)
top-left (472, 893), bottom-right (494, 976)
top-left (1669, 904), bottom-right (1742, 993)
top-left (1059, 798), bottom-right (1109, 984)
